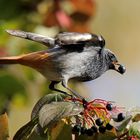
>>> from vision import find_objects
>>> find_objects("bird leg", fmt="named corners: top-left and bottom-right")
top-left (62, 80), bottom-right (84, 100)
top-left (49, 81), bottom-right (73, 97)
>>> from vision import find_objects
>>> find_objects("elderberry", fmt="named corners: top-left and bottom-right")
top-left (86, 128), bottom-right (94, 136)
top-left (118, 65), bottom-right (126, 74)
top-left (117, 113), bottom-right (125, 122)
top-left (91, 125), bottom-right (98, 133)
top-left (80, 127), bottom-right (87, 135)
top-left (95, 118), bottom-right (103, 126)
top-left (106, 123), bottom-right (113, 130)
top-left (106, 103), bottom-right (113, 111)
top-left (72, 125), bottom-right (81, 134)
top-left (99, 126), bottom-right (106, 133)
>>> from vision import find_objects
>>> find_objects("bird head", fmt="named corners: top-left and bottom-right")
top-left (104, 49), bottom-right (126, 74)
top-left (92, 34), bottom-right (126, 75)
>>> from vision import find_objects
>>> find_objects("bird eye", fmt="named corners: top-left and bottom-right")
top-left (98, 36), bottom-right (105, 48)
top-left (109, 54), bottom-right (117, 62)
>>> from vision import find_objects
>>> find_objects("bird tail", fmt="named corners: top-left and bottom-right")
top-left (0, 51), bottom-right (50, 70)
top-left (0, 56), bottom-right (22, 64)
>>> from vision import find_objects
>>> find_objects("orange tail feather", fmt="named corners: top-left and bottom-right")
top-left (0, 56), bottom-right (22, 64)
top-left (0, 51), bottom-right (50, 70)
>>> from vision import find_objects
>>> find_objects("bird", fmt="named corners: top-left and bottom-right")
top-left (0, 30), bottom-right (126, 99)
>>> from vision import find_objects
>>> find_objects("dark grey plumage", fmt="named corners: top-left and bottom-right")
top-left (0, 30), bottom-right (125, 98)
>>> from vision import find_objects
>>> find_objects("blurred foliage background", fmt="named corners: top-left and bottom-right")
top-left (0, 0), bottom-right (140, 139)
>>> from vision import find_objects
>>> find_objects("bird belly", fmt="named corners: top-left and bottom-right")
top-left (50, 50), bottom-right (98, 81)
top-left (60, 52), bottom-right (106, 82)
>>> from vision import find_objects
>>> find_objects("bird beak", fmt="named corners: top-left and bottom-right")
top-left (112, 61), bottom-right (126, 74)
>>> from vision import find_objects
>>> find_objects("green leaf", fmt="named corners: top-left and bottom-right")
top-left (14, 93), bottom-right (83, 139)
top-left (13, 117), bottom-right (38, 140)
top-left (31, 93), bottom-right (68, 119)
top-left (76, 131), bottom-right (117, 140)
top-left (53, 122), bottom-right (72, 140)
top-left (33, 96), bottom-right (83, 138)
top-left (129, 122), bottom-right (140, 138)
top-left (132, 114), bottom-right (140, 122)
top-left (113, 115), bottom-right (132, 131)
top-left (39, 101), bottom-right (83, 129)
top-left (129, 107), bottom-right (140, 122)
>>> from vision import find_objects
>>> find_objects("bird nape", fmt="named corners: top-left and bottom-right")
top-left (0, 30), bottom-right (126, 99)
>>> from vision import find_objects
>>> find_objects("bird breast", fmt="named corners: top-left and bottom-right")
top-left (46, 48), bottom-right (106, 82)
top-left (40, 46), bottom-right (107, 82)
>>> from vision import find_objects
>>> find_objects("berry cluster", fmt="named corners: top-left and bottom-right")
top-left (72, 118), bottom-right (114, 136)
top-left (72, 125), bottom-right (97, 136)
top-left (72, 112), bottom-right (125, 136)
top-left (69, 99), bottom-right (126, 137)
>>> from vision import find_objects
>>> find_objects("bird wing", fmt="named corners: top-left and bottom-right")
top-left (6, 30), bottom-right (55, 47)
top-left (6, 30), bottom-right (105, 49)
top-left (55, 32), bottom-right (93, 45)
top-left (55, 32), bottom-right (104, 48)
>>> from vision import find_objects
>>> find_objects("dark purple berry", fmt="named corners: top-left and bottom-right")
top-left (117, 113), bottom-right (125, 122)
top-left (106, 123), bottom-right (113, 130)
top-left (106, 103), bottom-right (113, 111)
top-left (99, 126), bottom-right (106, 133)
top-left (91, 125), bottom-right (98, 133)
top-left (86, 128), bottom-right (94, 136)
top-left (72, 125), bottom-right (81, 134)
top-left (95, 118), bottom-right (103, 126)
top-left (118, 65), bottom-right (126, 74)
top-left (81, 127), bottom-right (87, 135)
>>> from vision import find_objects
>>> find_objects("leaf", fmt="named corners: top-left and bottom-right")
top-left (129, 121), bottom-right (140, 138)
top-left (39, 101), bottom-right (83, 129)
top-left (35, 121), bottom-right (72, 140)
top-left (13, 117), bottom-right (38, 140)
top-left (133, 114), bottom-right (140, 122)
top-left (53, 122), bottom-right (72, 140)
top-left (0, 113), bottom-right (9, 140)
top-left (70, 0), bottom-right (96, 17)
top-left (129, 107), bottom-right (140, 122)
top-left (113, 115), bottom-right (132, 131)
top-left (76, 130), bottom-right (117, 140)
top-left (14, 94), bottom-right (83, 139)
top-left (31, 93), bottom-right (68, 119)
